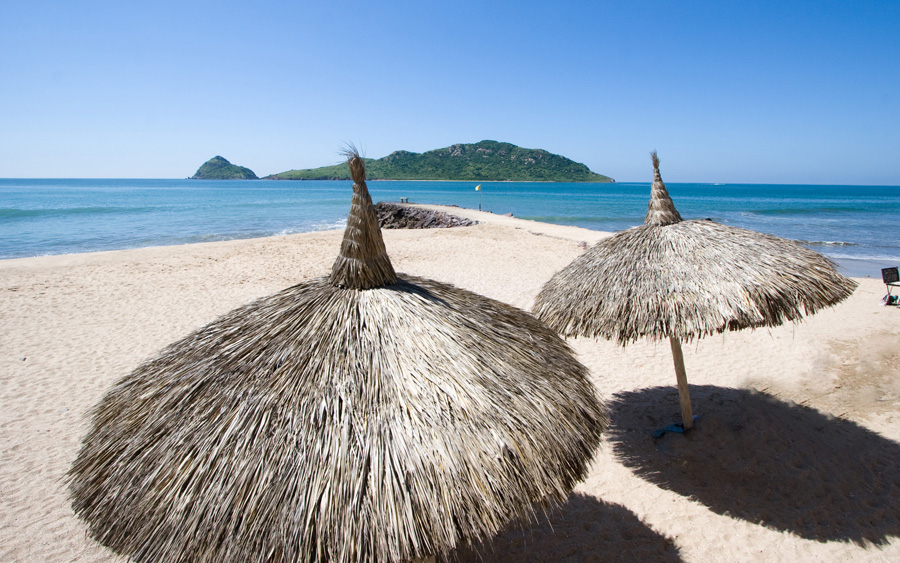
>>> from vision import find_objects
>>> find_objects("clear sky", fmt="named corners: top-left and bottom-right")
top-left (2, 1), bottom-right (898, 184)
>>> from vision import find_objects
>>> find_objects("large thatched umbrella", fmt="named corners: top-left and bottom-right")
top-left (532, 152), bottom-right (856, 431)
top-left (68, 150), bottom-right (607, 563)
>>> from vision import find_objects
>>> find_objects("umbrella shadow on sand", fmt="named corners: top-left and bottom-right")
top-left (608, 385), bottom-right (900, 546)
top-left (451, 493), bottom-right (682, 562)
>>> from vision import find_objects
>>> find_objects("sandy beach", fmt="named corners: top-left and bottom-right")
top-left (2, 206), bottom-right (899, 562)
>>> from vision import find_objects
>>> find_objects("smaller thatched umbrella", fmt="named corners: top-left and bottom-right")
top-left (69, 149), bottom-right (607, 563)
top-left (532, 152), bottom-right (857, 431)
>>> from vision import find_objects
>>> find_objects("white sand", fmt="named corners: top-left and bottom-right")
top-left (2, 206), bottom-right (899, 562)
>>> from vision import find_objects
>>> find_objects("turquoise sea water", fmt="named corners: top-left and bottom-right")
top-left (1, 178), bottom-right (898, 277)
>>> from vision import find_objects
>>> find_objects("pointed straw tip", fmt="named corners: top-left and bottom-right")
top-left (644, 150), bottom-right (682, 225)
top-left (341, 144), bottom-right (366, 184)
top-left (329, 142), bottom-right (397, 289)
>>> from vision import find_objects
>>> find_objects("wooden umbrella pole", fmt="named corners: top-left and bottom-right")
top-left (669, 336), bottom-right (694, 430)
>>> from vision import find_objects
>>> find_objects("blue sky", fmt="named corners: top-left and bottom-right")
top-left (2, 1), bottom-right (898, 184)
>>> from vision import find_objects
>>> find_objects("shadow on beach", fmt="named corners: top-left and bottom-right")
top-left (451, 493), bottom-right (682, 562)
top-left (608, 385), bottom-right (900, 546)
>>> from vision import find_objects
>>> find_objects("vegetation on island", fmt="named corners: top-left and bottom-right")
top-left (264, 141), bottom-right (614, 182)
top-left (191, 156), bottom-right (258, 180)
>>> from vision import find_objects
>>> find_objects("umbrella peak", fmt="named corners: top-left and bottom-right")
top-left (329, 148), bottom-right (398, 289)
top-left (645, 151), bottom-right (683, 226)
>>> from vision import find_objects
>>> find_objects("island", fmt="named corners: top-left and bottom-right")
top-left (264, 140), bottom-right (614, 182)
top-left (191, 156), bottom-right (258, 180)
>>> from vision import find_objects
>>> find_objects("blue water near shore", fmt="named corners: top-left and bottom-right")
top-left (2, 178), bottom-right (898, 277)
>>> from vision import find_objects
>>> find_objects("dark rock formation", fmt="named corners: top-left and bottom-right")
top-left (374, 202), bottom-right (478, 229)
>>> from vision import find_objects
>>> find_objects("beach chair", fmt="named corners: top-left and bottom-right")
top-left (882, 267), bottom-right (900, 305)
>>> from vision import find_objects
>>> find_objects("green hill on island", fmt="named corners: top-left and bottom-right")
top-left (191, 156), bottom-right (258, 180)
top-left (265, 141), bottom-right (614, 182)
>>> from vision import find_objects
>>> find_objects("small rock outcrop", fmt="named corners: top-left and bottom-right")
top-left (191, 156), bottom-right (258, 179)
top-left (374, 202), bottom-right (478, 229)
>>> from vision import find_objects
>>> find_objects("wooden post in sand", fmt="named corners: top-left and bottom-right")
top-left (669, 337), bottom-right (694, 430)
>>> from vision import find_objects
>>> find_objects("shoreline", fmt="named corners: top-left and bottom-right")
top-left (834, 257), bottom-right (896, 280)
top-left (2, 212), bottom-right (899, 561)
top-left (3, 201), bottom-right (891, 279)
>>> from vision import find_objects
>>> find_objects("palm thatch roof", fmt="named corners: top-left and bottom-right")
top-left (532, 152), bottom-right (856, 430)
top-left (533, 152), bottom-right (857, 345)
top-left (68, 149), bottom-right (607, 563)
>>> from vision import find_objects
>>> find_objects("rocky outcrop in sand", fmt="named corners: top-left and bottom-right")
top-left (374, 202), bottom-right (478, 229)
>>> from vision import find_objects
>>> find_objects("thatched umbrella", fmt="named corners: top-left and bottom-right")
top-left (68, 150), bottom-right (607, 563)
top-left (532, 152), bottom-right (856, 431)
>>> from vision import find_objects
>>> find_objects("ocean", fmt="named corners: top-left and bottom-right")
top-left (2, 178), bottom-right (898, 278)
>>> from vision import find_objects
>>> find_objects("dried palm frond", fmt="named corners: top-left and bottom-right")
top-left (644, 151), bottom-right (682, 226)
top-left (533, 152), bottom-right (856, 429)
top-left (532, 218), bottom-right (856, 344)
top-left (69, 149), bottom-right (607, 563)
